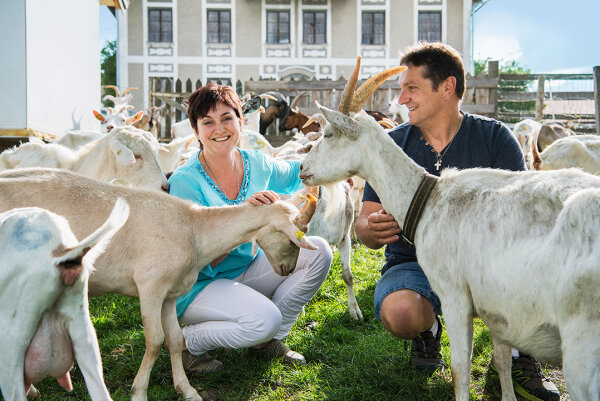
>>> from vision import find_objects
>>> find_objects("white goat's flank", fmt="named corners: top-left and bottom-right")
top-left (0, 199), bottom-right (128, 401)
top-left (299, 107), bottom-right (600, 401)
top-left (0, 168), bottom-right (316, 401)
top-left (532, 134), bottom-right (600, 175)
top-left (0, 126), bottom-right (168, 192)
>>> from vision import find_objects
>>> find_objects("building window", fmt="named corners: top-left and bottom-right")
top-left (418, 11), bottom-right (441, 42)
top-left (267, 10), bottom-right (290, 44)
top-left (361, 11), bottom-right (385, 45)
top-left (303, 11), bottom-right (326, 44)
top-left (207, 10), bottom-right (231, 43)
top-left (148, 9), bottom-right (172, 43)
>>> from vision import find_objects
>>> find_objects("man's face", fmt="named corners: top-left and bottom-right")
top-left (397, 64), bottom-right (445, 127)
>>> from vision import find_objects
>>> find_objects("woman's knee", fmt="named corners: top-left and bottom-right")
top-left (243, 302), bottom-right (282, 343)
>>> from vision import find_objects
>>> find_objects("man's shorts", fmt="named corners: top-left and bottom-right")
top-left (373, 260), bottom-right (442, 321)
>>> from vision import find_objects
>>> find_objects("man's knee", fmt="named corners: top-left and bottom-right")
top-left (379, 292), bottom-right (434, 339)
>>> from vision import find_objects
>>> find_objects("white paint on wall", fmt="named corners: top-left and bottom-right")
top-left (24, 0), bottom-right (101, 135)
top-left (0, 0), bottom-right (27, 129)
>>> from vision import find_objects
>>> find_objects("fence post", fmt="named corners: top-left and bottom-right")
top-left (488, 60), bottom-right (499, 118)
top-left (536, 75), bottom-right (545, 121)
top-left (594, 66), bottom-right (600, 134)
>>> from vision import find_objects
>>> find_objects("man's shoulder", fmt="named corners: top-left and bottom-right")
top-left (464, 113), bottom-right (509, 134)
top-left (387, 122), bottom-right (412, 144)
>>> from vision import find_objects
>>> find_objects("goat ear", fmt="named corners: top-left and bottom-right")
top-left (318, 106), bottom-right (359, 139)
top-left (93, 110), bottom-right (106, 122)
top-left (127, 111), bottom-right (144, 125)
top-left (280, 223), bottom-right (318, 250)
top-left (109, 139), bottom-right (136, 166)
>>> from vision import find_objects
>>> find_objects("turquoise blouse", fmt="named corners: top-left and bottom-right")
top-left (168, 148), bottom-right (303, 318)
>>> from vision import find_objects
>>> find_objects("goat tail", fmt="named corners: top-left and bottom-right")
top-left (55, 197), bottom-right (130, 269)
top-left (322, 181), bottom-right (348, 221)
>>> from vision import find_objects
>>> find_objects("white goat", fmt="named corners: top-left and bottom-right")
top-left (299, 59), bottom-right (600, 401)
top-left (531, 134), bottom-right (600, 174)
top-left (158, 136), bottom-right (198, 173)
top-left (239, 130), bottom-right (303, 157)
top-left (388, 94), bottom-right (409, 124)
top-left (0, 198), bottom-right (129, 401)
top-left (287, 180), bottom-right (360, 319)
top-left (0, 168), bottom-right (318, 401)
top-left (55, 130), bottom-right (104, 151)
top-left (0, 126), bottom-right (169, 192)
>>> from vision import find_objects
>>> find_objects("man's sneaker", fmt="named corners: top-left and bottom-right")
top-left (410, 315), bottom-right (443, 373)
top-left (490, 353), bottom-right (560, 401)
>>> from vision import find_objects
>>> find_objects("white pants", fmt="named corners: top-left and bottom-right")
top-left (180, 236), bottom-right (332, 355)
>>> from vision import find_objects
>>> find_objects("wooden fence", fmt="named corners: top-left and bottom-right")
top-left (149, 61), bottom-right (599, 140)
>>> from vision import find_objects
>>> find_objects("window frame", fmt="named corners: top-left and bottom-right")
top-left (302, 10), bottom-right (327, 45)
top-left (148, 8), bottom-right (173, 43)
top-left (361, 11), bottom-right (385, 45)
top-left (418, 10), bottom-right (442, 42)
top-left (207, 9), bottom-right (231, 44)
top-left (266, 10), bottom-right (291, 44)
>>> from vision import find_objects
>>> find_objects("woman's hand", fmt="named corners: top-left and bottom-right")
top-left (245, 191), bottom-right (280, 206)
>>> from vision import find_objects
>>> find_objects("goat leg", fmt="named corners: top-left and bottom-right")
top-left (490, 339), bottom-right (517, 401)
top-left (161, 298), bottom-right (202, 401)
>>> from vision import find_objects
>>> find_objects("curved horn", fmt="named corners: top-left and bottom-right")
top-left (121, 87), bottom-right (138, 97)
top-left (103, 85), bottom-right (120, 97)
top-left (293, 193), bottom-right (318, 231)
top-left (302, 113), bottom-right (327, 129)
top-left (260, 93), bottom-right (277, 101)
top-left (378, 117), bottom-right (397, 129)
top-left (349, 66), bottom-right (407, 113)
top-left (290, 92), bottom-right (309, 111)
top-left (339, 56), bottom-right (362, 115)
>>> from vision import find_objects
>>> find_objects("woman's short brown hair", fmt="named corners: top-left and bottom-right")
top-left (400, 42), bottom-right (466, 99)
top-left (187, 82), bottom-right (243, 133)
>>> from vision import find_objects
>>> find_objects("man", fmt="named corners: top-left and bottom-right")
top-left (355, 41), bottom-right (560, 401)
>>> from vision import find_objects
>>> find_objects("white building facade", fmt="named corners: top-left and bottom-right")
top-left (118, 0), bottom-right (478, 110)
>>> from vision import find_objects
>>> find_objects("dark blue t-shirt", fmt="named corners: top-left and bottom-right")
top-left (362, 112), bottom-right (526, 265)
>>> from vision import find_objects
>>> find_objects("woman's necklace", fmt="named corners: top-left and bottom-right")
top-left (424, 115), bottom-right (464, 171)
top-left (201, 151), bottom-right (241, 196)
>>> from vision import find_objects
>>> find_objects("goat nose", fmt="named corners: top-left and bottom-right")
top-left (162, 182), bottom-right (170, 192)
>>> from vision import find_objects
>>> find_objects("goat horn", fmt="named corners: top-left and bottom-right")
top-left (302, 114), bottom-right (327, 129)
top-left (294, 193), bottom-right (318, 231)
top-left (338, 56), bottom-right (362, 115)
top-left (349, 66), bottom-right (407, 114)
top-left (290, 92), bottom-right (309, 111)
top-left (260, 93), bottom-right (277, 101)
top-left (121, 87), bottom-right (139, 97)
top-left (378, 118), bottom-right (397, 129)
top-left (103, 85), bottom-right (120, 97)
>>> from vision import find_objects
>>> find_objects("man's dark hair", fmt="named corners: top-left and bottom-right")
top-left (187, 81), bottom-right (243, 134)
top-left (400, 42), bottom-right (465, 99)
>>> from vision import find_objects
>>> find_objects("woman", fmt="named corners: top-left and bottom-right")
top-left (168, 82), bottom-right (332, 374)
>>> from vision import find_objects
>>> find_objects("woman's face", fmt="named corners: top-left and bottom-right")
top-left (195, 101), bottom-right (242, 154)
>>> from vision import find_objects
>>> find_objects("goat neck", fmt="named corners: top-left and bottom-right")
top-left (353, 123), bottom-right (429, 229)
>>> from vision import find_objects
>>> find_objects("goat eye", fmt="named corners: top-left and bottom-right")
top-left (134, 155), bottom-right (142, 160)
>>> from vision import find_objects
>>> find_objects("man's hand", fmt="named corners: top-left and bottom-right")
top-left (355, 201), bottom-right (401, 249)
top-left (366, 208), bottom-right (401, 244)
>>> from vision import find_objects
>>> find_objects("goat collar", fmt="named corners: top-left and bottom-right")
top-left (402, 174), bottom-right (439, 247)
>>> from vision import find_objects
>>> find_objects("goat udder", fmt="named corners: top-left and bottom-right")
top-left (24, 313), bottom-right (74, 388)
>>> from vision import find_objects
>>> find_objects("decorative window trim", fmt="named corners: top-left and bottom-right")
top-left (414, 0), bottom-right (446, 43)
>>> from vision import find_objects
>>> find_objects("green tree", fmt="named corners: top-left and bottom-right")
top-left (100, 40), bottom-right (117, 107)
top-left (474, 58), bottom-right (535, 121)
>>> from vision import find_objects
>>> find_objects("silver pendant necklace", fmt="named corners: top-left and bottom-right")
top-left (426, 115), bottom-right (463, 171)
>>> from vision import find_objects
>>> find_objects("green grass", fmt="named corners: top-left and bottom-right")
top-left (28, 245), bottom-right (567, 401)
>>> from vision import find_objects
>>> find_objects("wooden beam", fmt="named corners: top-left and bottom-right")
top-left (0, 129), bottom-right (56, 141)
